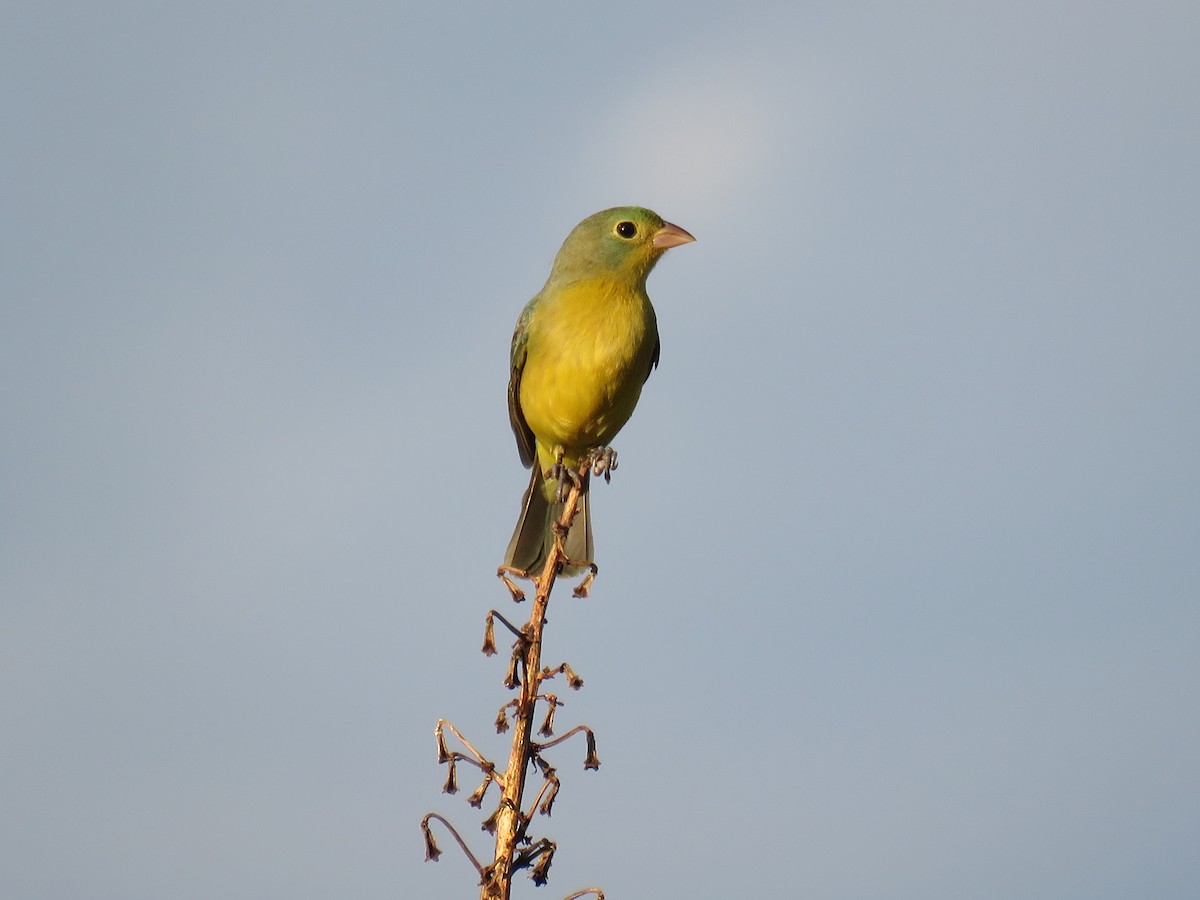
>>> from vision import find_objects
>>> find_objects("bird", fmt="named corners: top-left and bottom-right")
top-left (502, 206), bottom-right (694, 581)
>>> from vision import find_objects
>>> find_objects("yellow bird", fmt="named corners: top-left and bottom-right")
top-left (503, 206), bottom-right (694, 577)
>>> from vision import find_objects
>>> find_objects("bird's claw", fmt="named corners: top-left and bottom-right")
top-left (589, 447), bottom-right (618, 483)
top-left (547, 446), bottom-right (582, 502)
top-left (551, 465), bottom-right (582, 503)
top-left (548, 446), bottom-right (617, 500)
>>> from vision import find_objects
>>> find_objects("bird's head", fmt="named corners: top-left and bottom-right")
top-left (547, 206), bottom-right (694, 289)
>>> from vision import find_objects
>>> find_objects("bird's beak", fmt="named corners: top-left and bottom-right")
top-left (652, 221), bottom-right (696, 249)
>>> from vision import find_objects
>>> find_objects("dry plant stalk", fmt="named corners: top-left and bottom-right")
top-left (422, 455), bottom-right (609, 900)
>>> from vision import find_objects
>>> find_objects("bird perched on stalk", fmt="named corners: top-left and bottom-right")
top-left (502, 206), bottom-right (694, 579)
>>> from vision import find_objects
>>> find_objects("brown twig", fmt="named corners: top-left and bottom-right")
top-left (421, 813), bottom-right (484, 874)
top-left (534, 724), bottom-right (601, 770)
top-left (480, 458), bottom-right (594, 899)
top-left (423, 455), bottom-right (605, 899)
top-left (437, 719), bottom-right (499, 778)
top-left (524, 764), bottom-right (560, 818)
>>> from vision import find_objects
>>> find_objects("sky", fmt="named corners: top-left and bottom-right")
top-left (2, 2), bottom-right (1198, 898)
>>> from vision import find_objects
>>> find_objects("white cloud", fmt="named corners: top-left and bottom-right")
top-left (573, 57), bottom-right (786, 213)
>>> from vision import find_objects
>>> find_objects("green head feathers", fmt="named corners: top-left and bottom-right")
top-left (545, 206), bottom-right (695, 289)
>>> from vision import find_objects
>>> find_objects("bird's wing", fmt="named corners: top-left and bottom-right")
top-left (508, 301), bottom-right (537, 468)
top-left (646, 334), bottom-right (660, 382)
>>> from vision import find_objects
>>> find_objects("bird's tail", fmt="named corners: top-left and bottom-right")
top-left (503, 466), bottom-right (593, 577)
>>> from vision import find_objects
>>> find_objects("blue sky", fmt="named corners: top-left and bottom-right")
top-left (2, 2), bottom-right (1198, 898)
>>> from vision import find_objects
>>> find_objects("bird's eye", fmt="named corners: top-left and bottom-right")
top-left (615, 221), bottom-right (638, 239)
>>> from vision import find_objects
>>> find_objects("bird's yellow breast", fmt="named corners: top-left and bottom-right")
top-left (519, 278), bottom-right (657, 472)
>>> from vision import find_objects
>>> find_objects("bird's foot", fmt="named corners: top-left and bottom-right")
top-left (548, 445), bottom-right (584, 503)
top-left (588, 446), bottom-right (618, 483)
